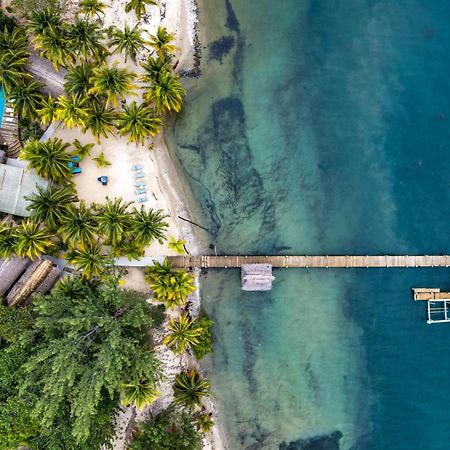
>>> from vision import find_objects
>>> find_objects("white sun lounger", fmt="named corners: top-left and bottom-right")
top-left (134, 173), bottom-right (144, 179)
top-left (131, 165), bottom-right (143, 171)
top-left (138, 196), bottom-right (148, 203)
top-left (135, 188), bottom-right (147, 194)
top-left (135, 181), bottom-right (146, 186)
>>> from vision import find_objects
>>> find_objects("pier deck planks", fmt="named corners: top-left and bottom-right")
top-left (167, 255), bottom-right (450, 269)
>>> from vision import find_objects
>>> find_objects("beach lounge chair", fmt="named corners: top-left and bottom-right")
top-left (134, 173), bottom-right (144, 179)
top-left (134, 181), bottom-right (145, 187)
top-left (131, 165), bottom-right (143, 171)
top-left (135, 187), bottom-right (147, 194)
top-left (137, 196), bottom-right (148, 203)
top-left (68, 156), bottom-right (82, 174)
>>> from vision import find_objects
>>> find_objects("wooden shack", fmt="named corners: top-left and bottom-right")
top-left (241, 264), bottom-right (275, 291)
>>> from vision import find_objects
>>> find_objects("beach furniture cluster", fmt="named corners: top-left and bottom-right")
top-left (132, 165), bottom-right (148, 203)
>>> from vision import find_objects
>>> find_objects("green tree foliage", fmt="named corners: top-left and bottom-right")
top-left (14, 219), bottom-right (55, 259)
top-left (120, 378), bottom-right (159, 409)
top-left (64, 62), bottom-right (95, 96)
top-left (124, 0), bottom-right (157, 20)
top-left (191, 316), bottom-right (214, 360)
top-left (58, 202), bottom-right (98, 246)
top-left (0, 224), bottom-right (17, 259)
top-left (85, 101), bottom-right (117, 142)
top-left (117, 101), bottom-right (163, 144)
top-left (144, 259), bottom-right (196, 309)
top-left (130, 206), bottom-right (168, 246)
top-left (11, 0), bottom-right (64, 19)
top-left (37, 95), bottom-right (58, 126)
top-left (129, 406), bottom-right (201, 450)
top-left (18, 275), bottom-right (162, 445)
top-left (163, 313), bottom-right (203, 354)
top-left (173, 370), bottom-right (210, 410)
top-left (66, 240), bottom-right (109, 278)
top-left (8, 80), bottom-right (43, 119)
top-left (89, 63), bottom-right (137, 108)
top-left (20, 138), bottom-right (72, 182)
top-left (96, 197), bottom-right (132, 246)
top-left (0, 304), bottom-right (33, 345)
top-left (66, 17), bottom-right (107, 61)
top-left (144, 70), bottom-right (186, 113)
top-left (93, 151), bottom-right (112, 167)
top-left (79, 0), bottom-right (108, 20)
top-left (195, 413), bottom-right (214, 433)
top-left (168, 236), bottom-right (186, 254)
top-left (109, 24), bottom-right (145, 63)
top-left (148, 26), bottom-right (176, 57)
top-left (72, 139), bottom-right (95, 161)
top-left (25, 184), bottom-right (77, 230)
top-left (56, 94), bottom-right (89, 128)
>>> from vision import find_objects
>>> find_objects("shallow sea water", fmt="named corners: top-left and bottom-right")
top-left (171, 1), bottom-right (450, 448)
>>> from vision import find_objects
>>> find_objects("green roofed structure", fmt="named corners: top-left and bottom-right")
top-left (0, 159), bottom-right (49, 217)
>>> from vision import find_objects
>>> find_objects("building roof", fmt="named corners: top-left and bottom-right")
top-left (0, 256), bottom-right (30, 295)
top-left (241, 264), bottom-right (275, 291)
top-left (0, 159), bottom-right (49, 216)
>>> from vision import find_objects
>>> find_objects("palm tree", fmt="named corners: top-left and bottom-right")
top-left (111, 239), bottom-right (145, 260)
top-left (33, 26), bottom-right (75, 71)
top-left (124, 0), bottom-right (157, 20)
top-left (0, 51), bottom-right (30, 95)
top-left (96, 197), bottom-right (133, 246)
top-left (27, 9), bottom-right (61, 37)
top-left (195, 413), bottom-right (214, 433)
top-left (92, 152), bottom-right (111, 168)
top-left (37, 95), bottom-right (58, 126)
top-left (148, 26), bottom-right (176, 57)
top-left (84, 101), bottom-right (117, 142)
top-left (0, 27), bottom-right (28, 54)
top-left (72, 139), bottom-right (95, 161)
top-left (168, 236), bottom-right (186, 254)
top-left (14, 220), bottom-right (55, 260)
top-left (89, 63), bottom-right (137, 108)
top-left (53, 275), bottom-right (86, 297)
top-left (140, 54), bottom-right (171, 84)
top-left (66, 241), bottom-right (108, 279)
top-left (79, 0), bottom-right (108, 20)
top-left (58, 202), bottom-right (98, 246)
top-left (55, 94), bottom-right (89, 128)
top-left (116, 101), bottom-right (162, 145)
top-left (0, 225), bottom-right (17, 259)
top-left (66, 18), bottom-right (107, 61)
top-left (130, 206), bottom-right (168, 246)
top-left (173, 370), bottom-right (210, 410)
top-left (8, 80), bottom-right (43, 119)
top-left (144, 259), bottom-right (196, 309)
top-left (120, 378), bottom-right (159, 409)
top-left (25, 185), bottom-right (78, 230)
top-left (163, 313), bottom-right (202, 354)
top-left (109, 24), bottom-right (145, 63)
top-left (64, 62), bottom-right (95, 96)
top-left (20, 139), bottom-right (72, 182)
top-left (144, 71), bottom-right (186, 113)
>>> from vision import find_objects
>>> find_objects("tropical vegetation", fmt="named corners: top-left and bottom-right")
top-left (173, 369), bottom-right (210, 410)
top-left (144, 259), bottom-right (196, 309)
top-left (129, 406), bottom-right (201, 450)
top-left (124, 0), bottom-right (157, 20)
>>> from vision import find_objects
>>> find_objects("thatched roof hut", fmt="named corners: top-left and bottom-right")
top-left (7, 259), bottom-right (54, 306)
top-left (241, 264), bottom-right (275, 291)
top-left (0, 256), bottom-right (30, 296)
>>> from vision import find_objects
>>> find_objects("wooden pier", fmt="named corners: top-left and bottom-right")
top-left (167, 254), bottom-right (450, 269)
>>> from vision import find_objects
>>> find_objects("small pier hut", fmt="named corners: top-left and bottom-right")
top-left (0, 256), bottom-right (30, 296)
top-left (241, 264), bottom-right (275, 291)
top-left (413, 288), bottom-right (450, 324)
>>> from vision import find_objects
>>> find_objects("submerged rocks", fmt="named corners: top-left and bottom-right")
top-left (279, 431), bottom-right (343, 450)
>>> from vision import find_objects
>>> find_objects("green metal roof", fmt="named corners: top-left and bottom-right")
top-left (0, 161), bottom-right (49, 217)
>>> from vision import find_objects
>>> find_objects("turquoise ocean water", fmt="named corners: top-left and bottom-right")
top-left (171, 0), bottom-right (450, 448)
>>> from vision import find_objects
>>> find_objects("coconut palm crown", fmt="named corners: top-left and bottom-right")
top-left (116, 101), bottom-right (162, 145)
top-left (14, 220), bottom-right (55, 260)
top-left (163, 313), bottom-right (203, 354)
top-left (173, 370), bottom-right (210, 410)
top-left (109, 24), bottom-right (145, 63)
top-left (20, 139), bottom-right (72, 183)
top-left (144, 70), bottom-right (186, 113)
top-left (124, 0), bottom-right (157, 20)
top-left (148, 26), bottom-right (176, 57)
top-left (96, 197), bottom-right (133, 246)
